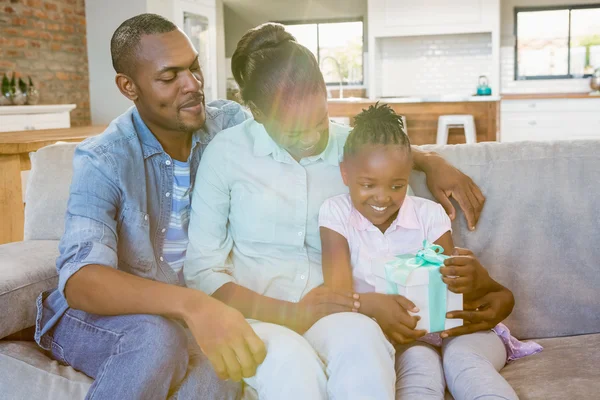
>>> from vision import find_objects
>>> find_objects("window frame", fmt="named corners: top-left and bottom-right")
top-left (514, 3), bottom-right (600, 80)
top-left (276, 17), bottom-right (365, 86)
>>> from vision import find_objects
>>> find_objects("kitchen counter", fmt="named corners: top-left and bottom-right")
top-left (328, 99), bottom-right (498, 145)
top-left (501, 92), bottom-right (598, 100)
top-left (328, 96), bottom-right (501, 104)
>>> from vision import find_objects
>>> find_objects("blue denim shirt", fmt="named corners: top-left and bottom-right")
top-left (35, 100), bottom-right (248, 349)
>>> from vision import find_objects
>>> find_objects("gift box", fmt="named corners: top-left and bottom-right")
top-left (372, 241), bottom-right (463, 333)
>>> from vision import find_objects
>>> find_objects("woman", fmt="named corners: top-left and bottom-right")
top-left (184, 23), bottom-right (512, 399)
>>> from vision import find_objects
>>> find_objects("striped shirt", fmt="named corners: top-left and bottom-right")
top-left (163, 159), bottom-right (191, 280)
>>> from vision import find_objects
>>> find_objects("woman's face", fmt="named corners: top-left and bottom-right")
top-left (258, 91), bottom-right (330, 161)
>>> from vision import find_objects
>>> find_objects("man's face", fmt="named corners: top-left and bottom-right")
top-left (131, 29), bottom-right (206, 134)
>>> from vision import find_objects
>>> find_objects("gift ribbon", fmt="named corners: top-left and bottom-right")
top-left (384, 240), bottom-right (448, 333)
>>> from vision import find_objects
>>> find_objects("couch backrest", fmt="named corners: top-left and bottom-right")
top-left (409, 140), bottom-right (600, 339)
top-left (26, 140), bottom-right (600, 339)
top-left (24, 142), bottom-right (77, 241)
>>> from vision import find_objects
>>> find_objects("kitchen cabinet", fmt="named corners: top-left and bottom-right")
top-left (0, 105), bottom-right (76, 133)
top-left (500, 98), bottom-right (600, 142)
top-left (368, 0), bottom-right (500, 38)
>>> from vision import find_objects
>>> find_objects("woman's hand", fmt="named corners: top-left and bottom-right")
top-left (290, 286), bottom-right (360, 333)
top-left (441, 287), bottom-right (515, 338)
top-left (439, 247), bottom-right (494, 299)
top-left (360, 293), bottom-right (427, 345)
top-left (419, 152), bottom-right (485, 230)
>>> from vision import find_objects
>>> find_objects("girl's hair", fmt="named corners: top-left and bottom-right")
top-left (231, 23), bottom-right (326, 114)
top-left (344, 103), bottom-right (411, 158)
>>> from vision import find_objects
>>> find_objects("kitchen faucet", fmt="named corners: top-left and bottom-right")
top-left (320, 56), bottom-right (344, 99)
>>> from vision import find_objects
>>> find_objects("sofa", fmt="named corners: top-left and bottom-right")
top-left (1, 139), bottom-right (599, 399)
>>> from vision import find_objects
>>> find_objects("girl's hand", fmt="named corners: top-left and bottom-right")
top-left (441, 287), bottom-right (515, 338)
top-left (439, 247), bottom-right (494, 298)
top-left (360, 293), bottom-right (427, 345)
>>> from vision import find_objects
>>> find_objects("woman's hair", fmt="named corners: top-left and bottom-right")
top-left (231, 23), bottom-right (326, 114)
top-left (344, 103), bottom-right (411, 158)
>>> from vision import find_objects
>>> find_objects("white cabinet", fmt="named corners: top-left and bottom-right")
top-left (0, 104), bottom-right (76, 133)
top-left (500, 99), bottom-right (600, 142)
top-left (368, 0), bottom-right (499, 37)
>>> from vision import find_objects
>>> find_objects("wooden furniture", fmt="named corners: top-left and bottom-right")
top-left (500, 97), bottom-right (600, 142)
top-left (0, 126), bottom-right (105, 245)
top-left (0, 104), bottom-right (76, 133)
top-left (328, 99), bottom-right (499, 145)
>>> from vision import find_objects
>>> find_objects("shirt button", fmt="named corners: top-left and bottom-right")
top-left (300, 275), bottom-right (306, 280)
top-left (298, 231), bottom-right (303, 236)
top-left (161, 228), bottom-right (166, 233)
top-left (144, 215), bottom-right (148, 221)
top-left (165, 192), bottom-right (171, 198)
top-left (159, 256), bottom-right (164, 262)
top-left (165, 160), bottom-right (171, 166)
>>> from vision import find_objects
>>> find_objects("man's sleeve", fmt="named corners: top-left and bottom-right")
top-left (56, 145), bottom-right (120, 299)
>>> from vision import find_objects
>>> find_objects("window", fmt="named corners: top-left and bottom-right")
top-left (515, 4), bottom-right (600, 79)
top-left (282, 19), bottom-right (364, 86)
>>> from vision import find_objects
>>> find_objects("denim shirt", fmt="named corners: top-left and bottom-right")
top-left (35, 100), bottom-right (249, 349)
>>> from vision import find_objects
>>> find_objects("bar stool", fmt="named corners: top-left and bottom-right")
top-left (436, 115), bottom-right (477, 145)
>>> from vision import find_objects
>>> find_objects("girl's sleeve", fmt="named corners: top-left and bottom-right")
top-left (318, 196), bottom-right (350, 239)
top-left (425, 202), bottom-right (453, 243)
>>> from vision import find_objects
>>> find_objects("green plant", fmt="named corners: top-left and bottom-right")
top-left (1, 73), bottom-right (9, 96)
top-left (28, 76), bottom-right (34, 88)
top-left (9, 72), bottom-right (16, 95)
top-left (18, 77), bottom-right (27, 93)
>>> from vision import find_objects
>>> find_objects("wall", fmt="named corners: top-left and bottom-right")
top-left (85, 0), bottom-right (147, 125)
top-left (500, 0), bottom-right (599, 93)
top-left (223, 0), bottom-right (367, 57)
top-left (0, 0), bottom-right (90, 126)
top-left (376, 33), bottom-right (493, 97)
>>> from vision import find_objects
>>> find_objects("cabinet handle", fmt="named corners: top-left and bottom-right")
top-left (528, 121), bottom-right (537, 126)
top-left (528, 103), bottom-right (536, 108)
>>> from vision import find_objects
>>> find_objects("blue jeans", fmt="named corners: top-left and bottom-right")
top-left (46, 308), bottom-right (242, 400)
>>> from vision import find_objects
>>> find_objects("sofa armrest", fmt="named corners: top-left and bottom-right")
top-left (0, 240), bottom-right (59, 340)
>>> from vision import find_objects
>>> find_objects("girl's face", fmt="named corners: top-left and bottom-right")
top-left (341, 144), bottom-right (412, 232)
top-left (255, 90), bottom-right (330, 161)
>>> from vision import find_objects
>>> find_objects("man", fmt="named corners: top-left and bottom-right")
top-left (34, 13), bottom-right (492, 400)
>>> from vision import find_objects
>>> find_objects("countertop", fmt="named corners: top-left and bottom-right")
top-left (0, 125), bottom-right (106, 154)
top-left (328, 96), bottom-right (501, 104)
top-left (500, 92), bottom-right (599, 100)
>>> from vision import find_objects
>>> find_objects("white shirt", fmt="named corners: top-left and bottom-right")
top-left (318, 194), bottom-right (452, 293)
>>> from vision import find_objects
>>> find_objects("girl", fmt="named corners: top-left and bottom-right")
top-left (319, 103), bottom-right (541, 400)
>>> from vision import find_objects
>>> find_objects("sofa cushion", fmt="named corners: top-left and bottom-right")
top-left (0, 341), bottom-right (92, 400)
top-left (24, 142), bottom-right (77, 241)
top-left (409, 140), bottom-right (600, 339)
top-left (501, 333), bottom-right (600, 399)
top-left (0, 240), bottom-right (59, 339)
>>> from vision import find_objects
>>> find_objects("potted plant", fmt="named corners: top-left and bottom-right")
top-left (26, 76), bottom-right (40, 105)
top-left (11, 72), bottom-right (27, 105)
top-left (0, 73), bottom-right (11, 106)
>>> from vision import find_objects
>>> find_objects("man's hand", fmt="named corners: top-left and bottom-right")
top-left (439, 247), bottom-right (493, 297)
top-left (184, 294), bottom-right (266, 382)
top-left (423, 155), bottom-right (486, 230)
top-left (360, 293), bottom-right (427, 345)
top-left (290, 286), bottom-right (359, 333)
top-left (441, 287), bottom-right (515, 338)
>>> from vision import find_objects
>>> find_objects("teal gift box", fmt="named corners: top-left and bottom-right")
top-left (372, 241), bottom-right (463, 333)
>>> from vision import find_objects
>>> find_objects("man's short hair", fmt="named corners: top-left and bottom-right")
top-left (110, 13), bottom-right (177, 76)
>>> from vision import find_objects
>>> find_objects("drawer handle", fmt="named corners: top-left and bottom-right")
top-left (528, 103), bottom-right (536, 108)
top-left (528, 121), bottom-right (537, 126)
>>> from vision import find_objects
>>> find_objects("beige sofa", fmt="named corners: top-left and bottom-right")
top-left (1, 140), bottom-right (599, 399)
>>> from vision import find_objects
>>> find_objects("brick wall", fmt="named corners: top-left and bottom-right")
top-left (0, 0), bottom-right (90, 126)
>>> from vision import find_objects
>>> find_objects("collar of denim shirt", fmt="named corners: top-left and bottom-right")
top-left (132, 107), bottom-right (203, 160)
top-left (252, 118), bottom-right (342, 166)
